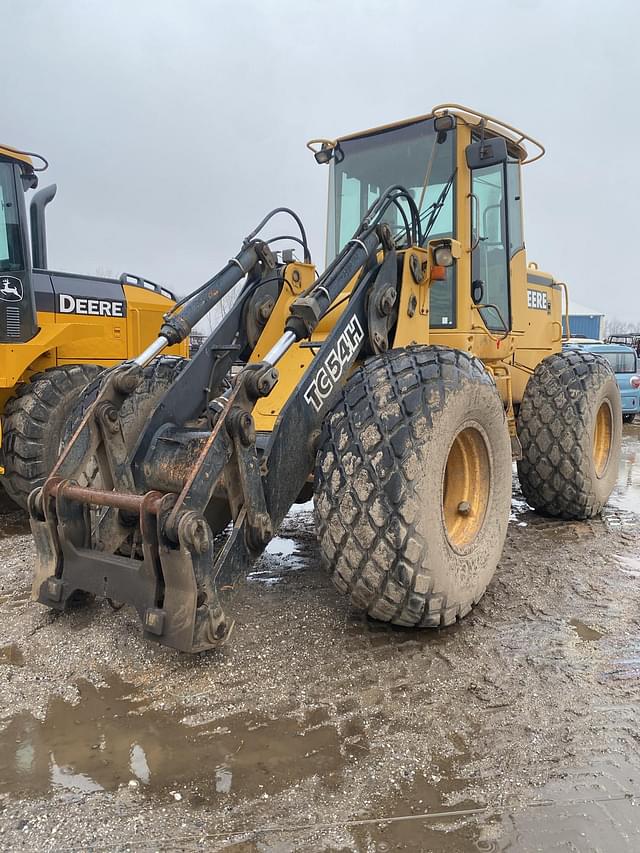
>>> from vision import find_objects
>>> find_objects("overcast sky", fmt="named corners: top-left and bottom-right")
top-left (4, 0), bottom-right (638, 325)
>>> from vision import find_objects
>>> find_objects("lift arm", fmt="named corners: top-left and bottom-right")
top-left (29, 195), bottom-right (414, 653)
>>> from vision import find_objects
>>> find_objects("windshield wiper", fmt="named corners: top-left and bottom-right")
top-left (420, 168), bottom-right (457, 242)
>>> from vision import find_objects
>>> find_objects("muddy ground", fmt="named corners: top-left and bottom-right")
top-left (0, 424), bottom-right (639, 852)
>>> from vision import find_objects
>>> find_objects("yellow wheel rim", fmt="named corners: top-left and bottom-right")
top-left (593, 401), bottom-right (612, 478)
top-left (443, 426), bottom-right (491, 551)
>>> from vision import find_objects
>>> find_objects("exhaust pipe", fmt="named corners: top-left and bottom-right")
top-left (29, 183), bottom-right (57, 269)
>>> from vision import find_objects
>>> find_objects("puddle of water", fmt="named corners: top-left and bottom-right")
top-left (287, 499), bottom-right (314, 516)
top-left (350, 755), bottom-right (485, 852)
top-left (247, 536), bottom-right (306, 585)
top-left (0, 675), bottom-right (367, 800)
top-left (510, 495), bottom-right (531, 525)
top-left (569, 619), bottom-right (603, 642)
top-left (0, 644), bottom-right (25, 666)
top-left (265, 536), bottom-right (297, 558)
top-left (608, 429), bottom-right (640, 514)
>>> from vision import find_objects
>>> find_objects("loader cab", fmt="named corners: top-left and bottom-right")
top-left (0, 151), bottom-right (39, 343)
top-left (315, 106), bottom-right (550, 366)
top-left (324, 116), bottom-right (458, 328)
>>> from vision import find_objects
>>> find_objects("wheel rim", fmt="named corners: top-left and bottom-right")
top-left (443, 426), bottom-right (491, 551)
top-left (593, 400), bottom-right (613, 478)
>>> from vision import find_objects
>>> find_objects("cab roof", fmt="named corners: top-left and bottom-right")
top-left (0, 145), bottom-right (48, 173)
top-left (329, 103), bottom-right (546, 165)
top-left (0, 144), bottom-right (33, 168)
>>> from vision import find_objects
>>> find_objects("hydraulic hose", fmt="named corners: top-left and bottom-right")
top-left (133, 241), bottom-right (270, 367)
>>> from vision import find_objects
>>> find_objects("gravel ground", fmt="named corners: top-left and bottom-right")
top-left (0, 424), bottom-right (638, 852)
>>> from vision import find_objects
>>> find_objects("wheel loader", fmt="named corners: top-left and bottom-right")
top-left (28, 105), bottom-right (622, 652)
top-left (0, 144), bottom-right (188, 508)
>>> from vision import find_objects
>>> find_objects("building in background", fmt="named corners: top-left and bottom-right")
top-left (562, 300), bottom-right (605, 340)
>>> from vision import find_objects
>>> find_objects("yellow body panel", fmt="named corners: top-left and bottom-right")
top-left (251, 263), bottom-right (316, 432)
top-left (122, 285), bottom-right (186, 357)
top-left (0, 145), bottom-right (33, 167)
top-left (0, 290), bottom-right (187, 411)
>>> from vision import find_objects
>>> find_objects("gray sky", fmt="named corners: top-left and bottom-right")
top-left (4, 0), bottom-right (639, 325)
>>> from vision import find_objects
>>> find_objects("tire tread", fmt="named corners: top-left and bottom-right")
top-left (314, 345), bottom-right (499, 627)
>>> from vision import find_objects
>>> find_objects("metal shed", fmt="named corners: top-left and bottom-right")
top-left (562, 300), bottom-right (605, 340)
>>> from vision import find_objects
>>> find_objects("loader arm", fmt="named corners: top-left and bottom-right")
top-left (28, 194), bottom-right (413, 652)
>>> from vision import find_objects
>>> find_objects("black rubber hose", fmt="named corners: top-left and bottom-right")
top-left (243, 207), bottom-right (311, 263)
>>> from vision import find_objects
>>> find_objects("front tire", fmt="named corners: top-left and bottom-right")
top-left (314, 346), bottom-right (512, 627)
top-left (62, 356), bottom-right (189, 480)
top-left (516, 350), bottom-right (621, 519)
top-left (2, 365), bottom-right (104, 509)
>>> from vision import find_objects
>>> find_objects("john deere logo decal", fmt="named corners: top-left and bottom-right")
top-left (0, 276), bottom-right (23, 302)
top-left (527, 289), bottom-right (548, 311)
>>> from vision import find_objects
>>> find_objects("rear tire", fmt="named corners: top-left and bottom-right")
top-left (314, 346), bottom-right (512, 627)
top-left (516, 350), bottom-right (621, 519)
top-left (623, 414), bottom-right (635, 424)
top-left (2, 365), bottom-right (104, 509)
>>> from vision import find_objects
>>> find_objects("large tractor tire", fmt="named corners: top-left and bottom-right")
top-left (61, 357), bottom-right (189, 555)
top-left (516, 350), bottom-right (621, 519)
top-left (2, 365), bottom-right (104, 509)
top-left (63, 356), bottom-right (189, 479)
top-left (314, 346), bottom-right (512, 627)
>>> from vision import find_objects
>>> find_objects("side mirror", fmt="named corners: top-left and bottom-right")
top-left (466, 137), bottom-right (508, 170)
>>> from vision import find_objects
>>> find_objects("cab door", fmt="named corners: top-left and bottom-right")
top-left (0, 161), bottom-right (38, 343)
top-left (471, 161), bottom-right (511, 333)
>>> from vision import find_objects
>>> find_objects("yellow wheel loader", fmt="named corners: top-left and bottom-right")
top-left (28, 105), bottom-right (622, 652)
top-left (0, 145), bottom-right (187, 508)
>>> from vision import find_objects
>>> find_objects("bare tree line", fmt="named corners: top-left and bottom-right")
top-left (605, 318), bottom-right (640, 336)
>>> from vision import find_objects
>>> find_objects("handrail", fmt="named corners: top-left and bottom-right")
top-left (311, 104), bottom-right (546, 165)
top-left (432, 103), bottom-right (546, 164)
top-left (557, 281), bottom-right (571, 340)
top-left (0, 143), bottom-right (48, 171)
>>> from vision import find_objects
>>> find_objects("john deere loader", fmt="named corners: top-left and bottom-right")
top-left (0, 144), bottom-right (187, 508)
top-left (29, 105), bottom-right (621, 652)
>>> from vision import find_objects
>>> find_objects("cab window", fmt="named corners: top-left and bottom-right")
top-left (472, 162), bottom-right (510, 332)
top-left (0, 163), bottom-right (24, 272)
top-left (601, 350), bottom-right (637, 373)
top-left (507, 159), bottom-right (524, 256)
top-left (327, 119), bottom-right (457, 328)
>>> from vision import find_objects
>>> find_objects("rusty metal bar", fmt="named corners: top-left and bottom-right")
top-left (49, 482), bottom-right (163, 514)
